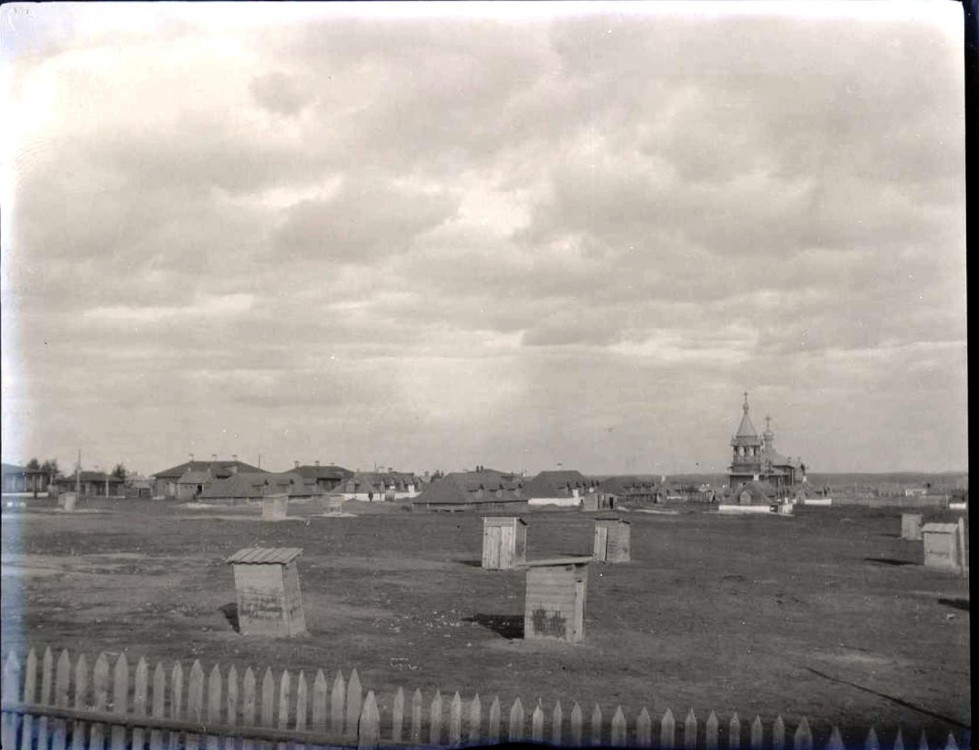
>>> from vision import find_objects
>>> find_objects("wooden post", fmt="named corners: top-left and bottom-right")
top-left (409, 689), bottom-right (422, 746)
top-left (570, 702), bottom-right (583, 747)
top-left (357, 691), bottom-right (379, 750)
top-left (531, 703), bottom-right (544, 743)
top-left (149, 662), bottom-right (165, 750)
top-left (37, 647), bottom-right (54, 750)
top-left (685, 708), bottom-right (698, 750)
top-left (241, 668), bottom-right (256, 750)
top-left (706, 710), bottom-right (719, 750)
top-left (488, 697), bottom-right (501, 743)
top-left (132, 658), bottom-right (148, 750)
top-left (110, 654), bottom-right (129, 750)
top-left (957, 518), bottom-right (967, 576)
top-left (330, 672), bottom-right (345, 736)
top-left (636, 707), bottom-right (652, 748)
top-left (552, 700), bottom-right (564, 747)
top-left (90, 653), bottom-right (109, 750)
top-left (610, 706), bottom-right (627, 747)
top-left (661, 708), bottom-right (676, 750)
top-left (225, 666), bottom-right (239, 750)
top-left (345, 669), bottom-right (362, 739)
top-left (591, 703), bottom-right (603, 746)
top-left (19, 649), bottom-right (37, 750)
top-left (729, 712), bottom-right (742, 750)
top-left (794, 717), bottom-right (813, 750)
top-left (186, 660), bottom-right (204, 750)
top-left (448, 692), bottom-right (462, 745)
top-left (168, 662), bottom-right (183, 750)
top-left (205, 665), bottom-right (222, 750)
top-left (72, 653), bottom-right (89, 750)
top-left (311, 671), bottom-right (327, 735)
top-left (508, 697), bottom-right (524, 742)
top-left (2, 652), bottom-right (21, 750)
top-left (391, 687), bottom-right (405, 745)
top-left (430, 690), bottom-right (443, 746)
top-left (468, 693), bottom-right (482, 745)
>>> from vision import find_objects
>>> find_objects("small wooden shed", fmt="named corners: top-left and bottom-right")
top-left (922, 523), bottom-right (963, 572)
top-left (482, 517), bottom-right (528, 570)
top-left (522, 557), bottom-right (591, 643)
top-left (593, 517), bottom-right (631, 563)
top-left (58, 492), bottom-right (77, 512)
top-left (901, 513), bottom-right (923, 541)
top-left (262, 493), bottom-right (289, 520)
top-left (227, 547), bottom-right (306, 637)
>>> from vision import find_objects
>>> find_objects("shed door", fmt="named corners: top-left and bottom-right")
top-left (499, 526), bottom-right (515, 568)
top-left (594, 526), bottom-right (609, 561)
top-left (484, 526), bottom-right (501, 568)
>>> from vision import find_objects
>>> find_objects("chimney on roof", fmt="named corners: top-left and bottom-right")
top-left (232, 454), bottom-right (238, 461)
top-left (314, 460), bottom-right (320, 467)
top-left (294, 460), bottom-right (300, 469)
top-left (212, 454), bottom-right (217, 462)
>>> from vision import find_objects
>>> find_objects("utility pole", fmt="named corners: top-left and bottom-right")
top-left (75, 450), bottom-right (81, 496)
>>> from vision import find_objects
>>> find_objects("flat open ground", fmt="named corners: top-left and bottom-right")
top-left (0, 498), bottom-right (970, 743)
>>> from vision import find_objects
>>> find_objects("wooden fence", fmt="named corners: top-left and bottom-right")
top-left (1, 648), bottom-right (969, 750)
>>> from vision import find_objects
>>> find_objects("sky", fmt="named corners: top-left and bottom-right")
top-left (0, 1), bottom-right (967, 478)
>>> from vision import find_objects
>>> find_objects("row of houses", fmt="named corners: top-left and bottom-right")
top-left (5, 456), bottom-right (703, 510)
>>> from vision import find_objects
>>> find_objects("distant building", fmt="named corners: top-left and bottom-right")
top-left (2, 463), bottom-right (51, 495)
top-left (729, 393), bottom-right (806, 496)
top-left (596, 476), bottom-right (657, 504)
top-left (338, 471), bottom-right (420, 501)
top-left (52, 471), bottom-right (125, 497)
top-left (523, 470), bottom-right (597, 507)
top-left (412, 470), bottom-right (524, 511)
top-left (151, 459), bottom-right (264, 498)
top-left (198, 471), bottom-right (323, 505)
top-left (292, 462), bottom-right (354, 492)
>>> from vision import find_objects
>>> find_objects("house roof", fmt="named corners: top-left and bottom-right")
top-left (293, 464), bottom-right (354, 481)
top-left (522, 470), bottom-right (590, 499)
top-left (343, 471), bottom-right (418, 491)
top-left (199, 471), bottom-right (323, 499)
top-left (178, 469), bottom-right (212, 484)
top-left (227, 547), bottom-right (303, 565)
top-left (57, 471), bottom-right (124, 483)
top-left (414, 471), bottom-right (523, 505)
top-left (152, 460), bottom-right (264, 480)
top-left (598, 475), bottom-right (656, 496)
top-left (2, 462), bottom-right (25, 474)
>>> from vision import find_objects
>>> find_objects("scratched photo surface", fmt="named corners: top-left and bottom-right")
top-left (0, 2), bottom-right (968, 748)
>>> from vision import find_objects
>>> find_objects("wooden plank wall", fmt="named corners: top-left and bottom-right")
top-left (0, 648), bottom-right (969, 750)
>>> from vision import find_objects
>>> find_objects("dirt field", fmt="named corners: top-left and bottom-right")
top-left (0, 498), bottom-right (970, 743)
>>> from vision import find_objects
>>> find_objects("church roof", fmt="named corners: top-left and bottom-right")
top-left (735, 392), bottom-right (758, 437)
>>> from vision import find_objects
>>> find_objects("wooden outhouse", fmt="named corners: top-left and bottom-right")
top-left (227, 547), bottom-right (307, 637)
top-left (482, 517), bottom-right (528, 570)
top-left (262, 493), bottom-right (289, 521)
top-left (522, 557), bottom-right (591, 643)
top-left (58, 492), bottom-right (77, 512)
top-left (593, 517), bottom-right (631, 563)
top-left (922, 523), bottom-right (963, 573)
top-left (901, 513), bottom-right (923, 541)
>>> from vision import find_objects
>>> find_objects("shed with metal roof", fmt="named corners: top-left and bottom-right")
top-left (227, 547), bottom-right (306, 636)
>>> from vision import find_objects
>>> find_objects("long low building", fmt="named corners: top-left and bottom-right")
top-left (197, 472), bottom-right (324, 504)
top-left (337, 471), bottom-right (421, 501)
top-left (412, 470), bottom-right (525, 511)
top-left (523, 470), bottom-right (598, 507)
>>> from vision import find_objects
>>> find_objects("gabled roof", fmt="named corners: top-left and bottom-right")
top-left (2, 462), bottom-right (26, 473)
top-left (598, 475), bottom-right (656, 496)
top-left (178, 469), bottom-right (212, 484)
top-left (343, 471), bottom-right (418, 491)
top-left (293, 464), bottom-right (354, 481)
top-left (523, 470), bottom-right (590, 499)
top-left (152, 460), bottom-right (264, 480)
top-left (199, 471), bottom-right (323, 499)
top-left (414, 471), bottom-right (524, 505)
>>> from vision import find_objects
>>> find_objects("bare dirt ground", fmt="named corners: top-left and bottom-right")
top-left (0, 498), bottom-right (970, 744)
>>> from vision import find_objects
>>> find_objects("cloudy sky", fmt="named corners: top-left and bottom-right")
top-left (1, 1), bottom-right (966, 477)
